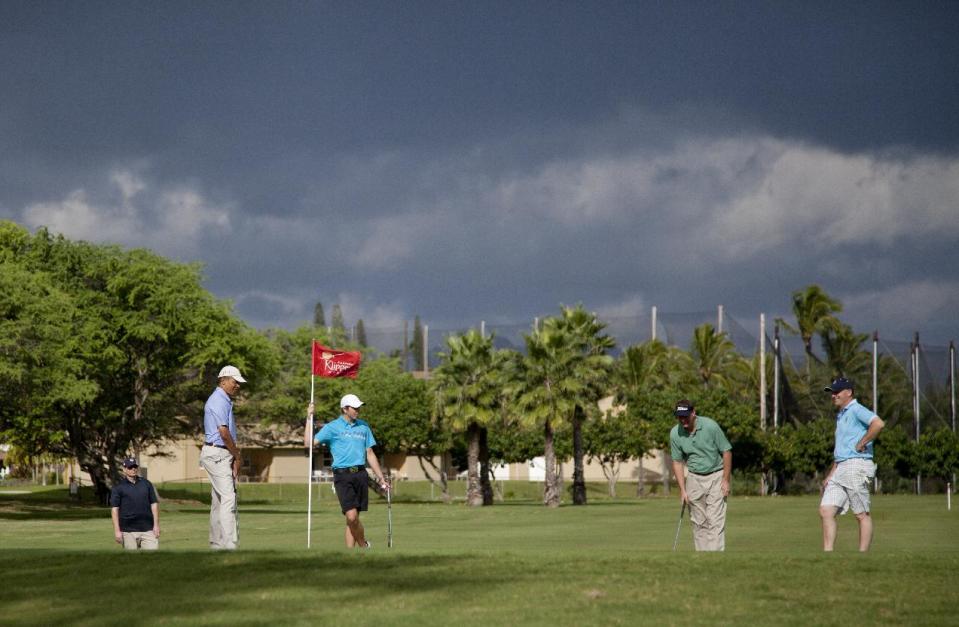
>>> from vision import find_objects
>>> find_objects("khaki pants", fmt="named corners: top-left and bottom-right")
top-left (686, 469), bottom-right (726, 551)
top-left (121, 531), bottom-right (158, 550)
top-left (199, 445), bottom-right (238, 550)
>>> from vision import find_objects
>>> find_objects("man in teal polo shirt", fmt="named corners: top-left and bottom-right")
top-left (305, 393), bottom-right (389, 548)
top-left (670, 399), bottom-right (732, 551)
top-left (820, 377), bottom-right (884, 552)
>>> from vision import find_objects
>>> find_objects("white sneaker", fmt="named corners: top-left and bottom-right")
top-left (364, 540), bottom-right (372, 549)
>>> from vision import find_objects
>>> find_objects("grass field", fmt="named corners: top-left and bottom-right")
top-left (1, 483), bottom-right (957, 626)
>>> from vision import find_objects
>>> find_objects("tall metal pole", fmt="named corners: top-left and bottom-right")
top-left (951, 340), bottom-right (956, 434)
top-left (717, 304), bottom-right (724, 334)
top-left (914, 333), bottom-right (921, 442)
top-left (759, 313), bottom-right (767, 497)
top-left (872, 331), bottom-right (878, 414)
top-left (951, 340), bottom-right (956, 494)
top-left (760, 314), bottom-right (767, 431)
top-left (773, 323), bottom-right (780, 431)
top-left (480, 320), bottom-right (486, 339)
top-left (913, 334), bottom-right (921, 495)
top-left (403, 320), bottom-right (409, 371)
top-left (651, 306), bottom-right (657, 342)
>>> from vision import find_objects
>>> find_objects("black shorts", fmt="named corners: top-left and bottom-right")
top-left (333, 468), bottom-right (369, 514)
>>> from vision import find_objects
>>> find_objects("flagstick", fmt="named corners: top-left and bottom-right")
top-left (307, 357), bottom-right (315, 549)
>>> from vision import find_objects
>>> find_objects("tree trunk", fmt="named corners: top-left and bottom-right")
top-left (466, 423), bottom-right (483, 506)
top-left (636, 458), bottom-right (646, 497)
top-left (416, 455), bottom-right (450, 503)
top-left (572, 406), bottom-right (587, 505)
top-left (602, 461), bottom-right (619, 497)
top-left (83, 461), bottom-right (112, 505)
top-left (543, 421), bottom-right (560, 507)
top-left (479, 426), bottom-right (493, 506)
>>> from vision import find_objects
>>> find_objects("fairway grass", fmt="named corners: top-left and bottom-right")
top-left (1, 488), bottom-right (956, 626)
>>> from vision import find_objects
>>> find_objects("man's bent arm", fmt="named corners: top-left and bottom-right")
top-left (857, 417), bottom-right (885, 452)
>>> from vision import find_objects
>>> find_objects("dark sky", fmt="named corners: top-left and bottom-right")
top-left (2, 1), bottom-right (957, 346)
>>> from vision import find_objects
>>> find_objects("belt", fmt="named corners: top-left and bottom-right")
top-left (689, 469), bottom-right (721, 476)
top-left (332, 465), bottom-right (365, 475)
top-left (204, 443), bottom-right (230, 450)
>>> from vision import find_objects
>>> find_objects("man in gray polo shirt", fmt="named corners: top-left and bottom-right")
top-left (670, 399), bottom-right (732, 551)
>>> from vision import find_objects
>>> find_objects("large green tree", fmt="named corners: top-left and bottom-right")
top-left (583, 408), bottom-right (650, 497)
top-left (0, 222), bottom-right (276, 503)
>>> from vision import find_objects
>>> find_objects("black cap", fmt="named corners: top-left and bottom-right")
top-left (824, 377), bottom-right (855, 393)
top-left (122, 457), bottom-right (138, 468)
top-left (674, 400), bottom-right (694, 417)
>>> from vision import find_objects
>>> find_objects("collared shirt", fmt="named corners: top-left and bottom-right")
top-left (204, 386), bottom-right (236, 446)
top-left (315, 416), bottom-right (377, 468)
top-left (109, 476), bottom-right (157, 532)
top-left (834, 399), bottom-right (878, 462)
top-left (669, 415), bottom-right (732, 475)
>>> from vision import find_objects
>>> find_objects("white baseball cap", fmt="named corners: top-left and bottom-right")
top-left (340, 393), bottom-right (364, 409)
top-left (217, 365), bottom-right (247, 383)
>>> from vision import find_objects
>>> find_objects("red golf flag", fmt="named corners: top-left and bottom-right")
top-left (311, 341), bottom-right (361, 378)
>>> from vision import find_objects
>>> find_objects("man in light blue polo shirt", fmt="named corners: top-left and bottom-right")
top-left (820, 377), bottom-right (885, 552)
top-left (200, 365), bottom-right (246, 550)
top-left (305, 393), bottom-right (389, 548)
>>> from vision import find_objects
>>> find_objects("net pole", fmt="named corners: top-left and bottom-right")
top-left (872, 331), bottom-right (878, 415)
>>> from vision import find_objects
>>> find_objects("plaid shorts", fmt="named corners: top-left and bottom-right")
top-left (821, 458), bottom-right (877, 515)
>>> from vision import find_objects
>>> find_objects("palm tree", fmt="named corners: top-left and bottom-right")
top-left (430, 330), bottom-right (501, 506)
top-left (513, 307), bottom-right (613, 507)
top-left (617, 340), bottom-right (696, 396)
top-left (690, 323), bottom-right (748, 389)
top-left (515, 322), bottom-right (579, 507)
top-left (777, 285), bottom-right (843, 371)
top-left (822, 323), bottom-right (870, 382)
top-left (554, 305), bottom-right (615, 506)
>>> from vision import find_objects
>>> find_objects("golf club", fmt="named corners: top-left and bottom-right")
top-left (672, 500), bottom-right (686, 551)
top-left (386, 484), bottom-right (393, 548)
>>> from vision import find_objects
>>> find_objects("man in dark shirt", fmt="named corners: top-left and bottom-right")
top-left (110, 457), bottom-right (160, 550)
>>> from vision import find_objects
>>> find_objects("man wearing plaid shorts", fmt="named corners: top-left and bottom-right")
top-left (820, 377), bottom-right (885, 552)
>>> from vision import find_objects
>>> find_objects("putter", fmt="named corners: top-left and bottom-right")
top-left (672, 500), bottom-right (686, 551)
top-left (386, 485), bottom-right (393, 548)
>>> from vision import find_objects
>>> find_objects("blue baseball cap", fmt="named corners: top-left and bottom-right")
top-left (824, 377), bottom-right (855, 393)
top-left (122, 457), bottom-right (139, 468)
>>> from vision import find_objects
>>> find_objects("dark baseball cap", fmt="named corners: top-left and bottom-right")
top-left (674, 400), bottom-right (694, 417)
top-left (824, 377), bottom-right (855, 393)
top-left (122, 457), bottom-right (139, 468)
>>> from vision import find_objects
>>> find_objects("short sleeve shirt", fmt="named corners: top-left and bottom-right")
top-left (109, 477), bottom-right (157, 532)
top-left (669, 415), bottom-right (732, 474)
top-left (315, 416), bottom-right (377, 468)
top-left (834, 399), bottom-right (878, 461)
top-left (204, 387), bottom-right (235, 445)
